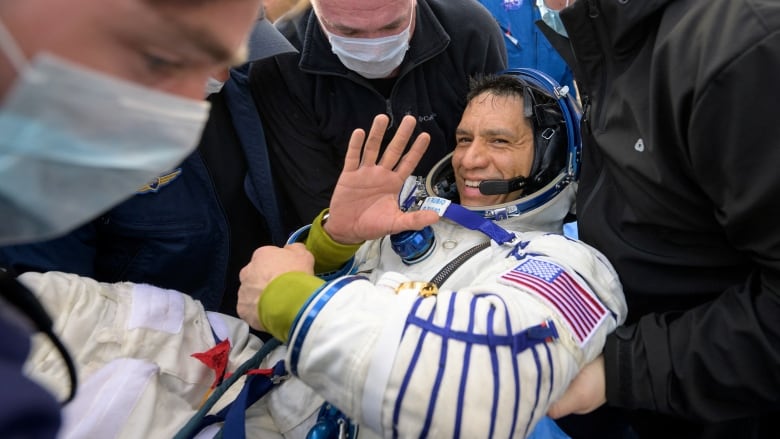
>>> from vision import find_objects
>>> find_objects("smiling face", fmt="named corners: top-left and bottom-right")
top-left (0, 0), bottom-right (261, 99)
top-left (453, 92), bottom-right (535, 207)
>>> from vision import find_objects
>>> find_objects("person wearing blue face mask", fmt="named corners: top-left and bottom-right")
top-left (248, 0), bottom-right (508, 234)
top-left (0, 9), bottom-right (299, 317)
top-left (0, 0), bottom-right (270, 436)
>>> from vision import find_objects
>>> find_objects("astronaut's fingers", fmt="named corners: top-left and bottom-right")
top-left (362, 114), bottom-right (391, 166)
top-left (392, 209), bottom-right (439, 235)
top-left (395, 131), bottom-right (430, 178)
top-left (379, 115), bottom-right (417, 169)
top-left (344, 127), bottom-right (366, 172)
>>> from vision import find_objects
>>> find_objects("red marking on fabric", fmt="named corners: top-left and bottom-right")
top-left (191, 339), bottom-right (232, 388)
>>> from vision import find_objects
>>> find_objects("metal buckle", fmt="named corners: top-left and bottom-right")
top-left (395, 281), bottom-right (439, 297)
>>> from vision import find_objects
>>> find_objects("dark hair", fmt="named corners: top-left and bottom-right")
top-left (466, 74), bottom-right (531, 104)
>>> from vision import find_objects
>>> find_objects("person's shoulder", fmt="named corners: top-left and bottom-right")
top-left (657, 0), bottom-right (780, 72)
top-left (250, 11), bottom-right (308, 75)
top-left (274, 9), bottom-right (310, 50)
top-left (664, 0), bottom-right (780, 36)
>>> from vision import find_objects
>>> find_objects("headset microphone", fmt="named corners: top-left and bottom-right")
top-left (478, 176), bottom-right (528, 195)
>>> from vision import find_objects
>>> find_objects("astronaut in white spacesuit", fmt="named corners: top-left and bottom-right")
top-left (238, 69), bottom-right (627, 439)
top-left (19, 69), bottom-right (623, 439)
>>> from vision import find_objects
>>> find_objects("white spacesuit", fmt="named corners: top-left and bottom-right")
top-left (282, 69), bottom-right (627, 438)
top-left (20, 271), bottom-right (324, 439)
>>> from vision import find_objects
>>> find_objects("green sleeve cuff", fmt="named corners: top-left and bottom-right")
top-left (259, 272), bottom-right (325, 343)
top-left (305, 209), bottom-right (363, 273)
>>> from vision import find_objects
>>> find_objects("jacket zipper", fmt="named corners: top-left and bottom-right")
top-left (586, 0), bottom-right (611, 133)
top-left (429, 241), bottom-right (491, 287)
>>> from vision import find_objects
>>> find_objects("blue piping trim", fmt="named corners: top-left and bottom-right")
top-left (544, 343), bottom-right (554, 404)
top-left (404, 315), bottom-right (558, 353)
top-left (454, 296), bottom-right (478, 439)
top-left (286, 223), bottom-right (311, 245)
top-left (419, 293), bottom-right (458, 437)
top-left (389, 291), bottom-right (559, 438)
top-left (392, 298), bottom-right (426, 439)
top-left (288, 276), bottom-right (364, 376)
top-left (503, 299), bottom-right (521, 439)
top-left (487, 306), bottom-right (499, 439)
top-left (285, 223), bottom-right (357, 280)
top-left (523, 346), bottom-right (544, 438)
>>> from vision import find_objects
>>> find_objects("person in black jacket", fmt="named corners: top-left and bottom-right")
top-left (250, 0), bottom-right (508, 232)
top-left (543, 1), bottom-right (780, 438)
top-left (0, 0), bottom-right (278, 436)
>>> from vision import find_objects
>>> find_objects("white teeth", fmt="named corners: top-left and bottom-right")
top-left (465, 180), bottom-right (481, 188)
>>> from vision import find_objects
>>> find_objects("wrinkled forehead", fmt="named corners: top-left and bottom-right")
top-left (312, 0), bottom-right (414, 32)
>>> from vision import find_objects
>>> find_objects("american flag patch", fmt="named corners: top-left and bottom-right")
top-left (498, 258), bottom-right (608, 347)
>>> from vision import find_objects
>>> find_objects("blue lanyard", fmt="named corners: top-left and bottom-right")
top-left (420, 197), bottom-right (516, 245)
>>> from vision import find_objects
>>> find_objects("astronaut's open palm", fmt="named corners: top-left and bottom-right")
top-left (324, 114), bottom-right (439, 245)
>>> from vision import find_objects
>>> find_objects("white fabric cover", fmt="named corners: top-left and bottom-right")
top-left (20, 271), bottom-right (321, 439)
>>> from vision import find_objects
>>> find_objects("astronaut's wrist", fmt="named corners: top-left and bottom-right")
top-left (322, 211), bottom-right (361, 245)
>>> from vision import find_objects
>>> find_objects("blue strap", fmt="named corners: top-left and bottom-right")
top-left (193, 373), bottom-right (277, 437)
top-left (221, 360), bottom-right (288, 438)
top-left (173, 338), bottom-right (282, 439)
top-left (441, 202), bottom-right (516, 245)
top-left (184, 360), bottom-right (288, 438)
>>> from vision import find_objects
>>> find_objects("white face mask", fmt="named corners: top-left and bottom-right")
top-left (537, 0), bottom-right (570, 37)
top-left (204, 76), bottom-right (225, 97)
top-left (320, 8), bottom-right (414, 79)
top-left (0, 23), bottom-right (210, 245)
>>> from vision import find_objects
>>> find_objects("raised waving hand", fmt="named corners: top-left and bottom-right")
top-left (324, 114), bottom-right (440, 244)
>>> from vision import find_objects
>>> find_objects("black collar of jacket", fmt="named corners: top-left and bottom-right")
top-left (293, 0), bottom-right (451, 77)
top-left (558, 0), bottom-right (672, 88)
top-left (562, 0), bottom-right (672, 55)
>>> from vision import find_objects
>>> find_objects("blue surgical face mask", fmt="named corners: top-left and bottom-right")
top-left (537, 0), bottom-right (570, 37)
top-left (320, 7), bottom-right (414, 79)
top-left (0, 21), bottom-right (210, 245)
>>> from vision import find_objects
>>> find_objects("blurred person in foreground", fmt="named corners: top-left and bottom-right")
top-left (0, 10), bottom-right (297, 317)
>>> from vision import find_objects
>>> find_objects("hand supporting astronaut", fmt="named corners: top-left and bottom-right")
top-left (324, 114), bottom-right (440, 245)
top-left (237, 243), bottom-right (315, 330)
